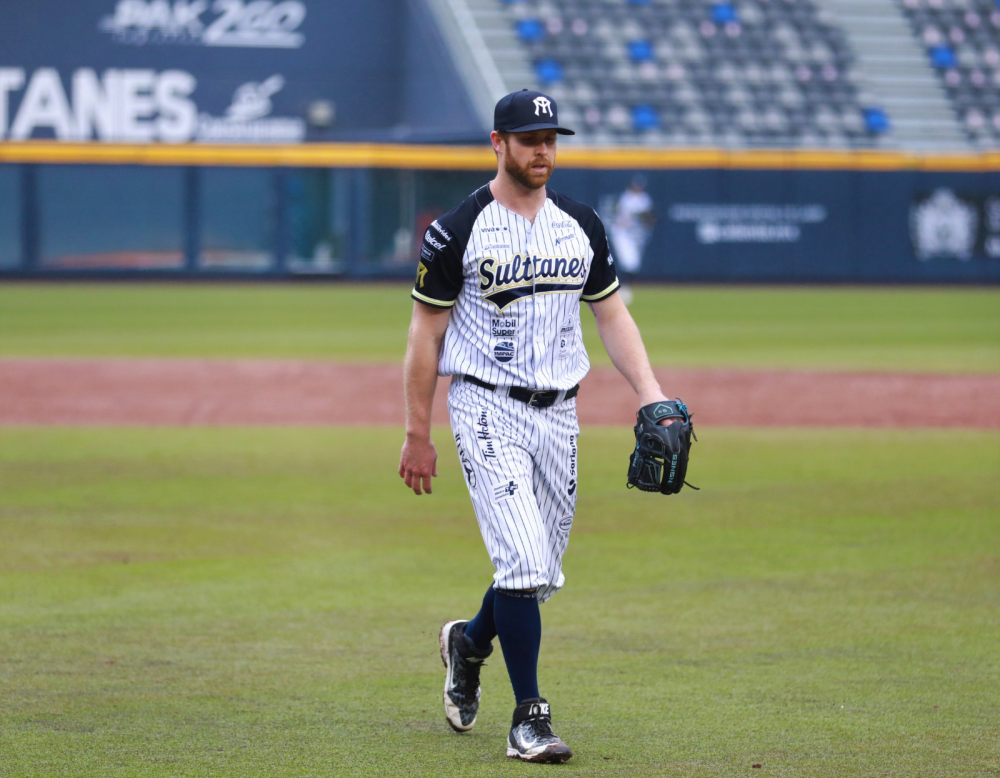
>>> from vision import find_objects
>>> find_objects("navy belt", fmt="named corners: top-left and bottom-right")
top-left (461, 375), bottom-right (579, 409)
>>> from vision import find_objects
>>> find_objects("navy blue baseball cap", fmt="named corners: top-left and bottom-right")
top-left (493, 89), bottom-right (575, 135)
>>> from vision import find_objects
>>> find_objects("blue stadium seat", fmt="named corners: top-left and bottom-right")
top-left (632, 104), bottom-right (660, 131)
top-left (516, 18), bottom-right (545, 43)
top-left (864, 108), bottom-right (890, 134)
top-left (931, 44), bottom-right (958, 69)
top-left (536, 58), bottom-right (565, 84)
top-left (711, 3), bottom-right (738, 26)
top-left (627, 39), bottom-right (654, 63)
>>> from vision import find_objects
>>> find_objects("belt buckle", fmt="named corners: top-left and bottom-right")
top-left (527, 390), bottom-right (555, 409)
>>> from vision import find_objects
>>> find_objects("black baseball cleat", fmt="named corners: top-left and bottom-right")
top-left (506, 697), bottom-right (573, 763)
top-left (439, 620), bottom-right (492, 732)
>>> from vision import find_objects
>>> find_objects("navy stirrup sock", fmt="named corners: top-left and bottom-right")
top-left (493, 588), bottom-right (542, 703)
top-left (463, 585), bottom-right (498, 651)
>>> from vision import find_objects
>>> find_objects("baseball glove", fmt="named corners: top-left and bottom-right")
top-left (627, 400), bottom-right (698, 495)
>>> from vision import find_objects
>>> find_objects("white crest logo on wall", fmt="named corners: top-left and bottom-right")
top-left (199, 75), bottom-right (305, 141)
top-left (99, 0), bottom-right (307, 48)
top-left (910, 189), bottom-right (978, 261)
top-left (984, 196), bottom-right (1000, 258)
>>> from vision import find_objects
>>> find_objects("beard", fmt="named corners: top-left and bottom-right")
top-left (504, 152), bottom-right (552, 190)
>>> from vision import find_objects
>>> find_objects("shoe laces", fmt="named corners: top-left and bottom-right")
top-left (455, 656), bottom-right (485, 698)
top-left (465, 657), bottom-right (484, 686)
top-left (526, 714), bottom-right (556, 740)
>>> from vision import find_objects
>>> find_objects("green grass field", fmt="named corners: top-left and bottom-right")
top-left (1, 283), bottom-right (998, 776)
top-left (1, 428), bottom-right (997, 777)
top-left (1, 283), bottom-right (997, 371)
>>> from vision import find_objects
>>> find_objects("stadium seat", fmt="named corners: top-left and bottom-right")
top-left (632, 103), bottom-right (661, 131)
top-left (898, 0), bottom-right (1000, 145)
top-left (864, 108), bottom-right (891, 134)
top-left (516, 18), bottom-right (545, 42)
top-left (499, 0), bottom-right (887, 147)
top-left (627, 39), bottom-right (654, 63)
top-left (931, 44), bottom-right (959, 68)
top-left (536, 58), bottom-right (565, 83)
top-left (711, 3), bottom-right (739, 25)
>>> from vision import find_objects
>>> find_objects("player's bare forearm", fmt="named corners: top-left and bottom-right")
top-left (403, 320), bottom-right (444, 439)
top-left (590, 293), bottom-right (667, 408)
top-left (400, 302), bottom-right (451, 495)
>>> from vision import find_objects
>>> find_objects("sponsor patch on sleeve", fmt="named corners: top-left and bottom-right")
top-left (430, 220), bottom-right (453, 242)
top-left (423, 230), bottom-right (448, 251)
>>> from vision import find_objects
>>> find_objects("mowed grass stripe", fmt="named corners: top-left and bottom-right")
top-left (1, 284), bottom-right (997, 372)
top-left (0, 427), bottom-right (997, 777)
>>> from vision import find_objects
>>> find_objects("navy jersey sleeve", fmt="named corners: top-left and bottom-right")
top-left (410, 187), bottom-right (492, 308)
top-left (580, 209), bottom-right (620, 302)
top-left (411, 219), bottom-right (463, 308)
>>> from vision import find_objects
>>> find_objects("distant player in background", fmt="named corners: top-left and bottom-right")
top-left (608, 175), bottom-right (655, 305)
top-left (398, 89), bottom-right (674, 764)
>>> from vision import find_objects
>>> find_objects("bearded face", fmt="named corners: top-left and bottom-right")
top-left (503, 148), bottom-right (552, 189)
top-left (499, 130), bottom-right (556, 190)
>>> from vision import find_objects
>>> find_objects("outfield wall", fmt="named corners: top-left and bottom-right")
top-left (1, 146), bottom-right (998, 283)
top-left (0, 1), bottom-right (997, 283)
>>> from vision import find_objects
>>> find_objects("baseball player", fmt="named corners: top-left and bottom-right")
top-left (608, 174), bottom-right (655, 304)
top-left (399, 89), bottom-right (673, 764)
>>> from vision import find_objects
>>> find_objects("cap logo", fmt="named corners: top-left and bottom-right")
top-left (533, 96), bottom-right (553, 117)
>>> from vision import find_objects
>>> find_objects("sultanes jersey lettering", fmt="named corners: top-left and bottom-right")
top-left (478, 254), bottom-right (587, 312)
top-left (411, 185), bottom-right (619, 391)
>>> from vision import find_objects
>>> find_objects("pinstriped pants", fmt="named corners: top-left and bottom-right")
top-left (448, 378), bottom-right (580, 603)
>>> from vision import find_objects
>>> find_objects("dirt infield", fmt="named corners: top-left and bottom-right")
top-left (1, 359), bottom-right (997, 428)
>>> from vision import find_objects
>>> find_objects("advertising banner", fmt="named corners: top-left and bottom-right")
top-left (554, 167), bottom-right (1000, 284)
top-left (0, 0), bottom-right (407, 143)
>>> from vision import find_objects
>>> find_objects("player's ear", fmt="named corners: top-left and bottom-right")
top-left (490, 130), bottom-right (507, 155)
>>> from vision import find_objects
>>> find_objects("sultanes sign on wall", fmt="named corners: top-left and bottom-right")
top-left (0, 67), bottom-right (304, 142)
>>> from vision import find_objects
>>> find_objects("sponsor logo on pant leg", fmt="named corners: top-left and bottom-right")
top-left (492, 480), bottom-right (519, 502)
top-left (454, 432), bottom-right (476, 488)
top-left (568, 434), bottom-right (577, 494)
top-left (475, 408), bottom-right (497, 460)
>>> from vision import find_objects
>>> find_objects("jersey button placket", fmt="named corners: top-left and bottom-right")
top-left (525, 219), bottom-right (538, 380)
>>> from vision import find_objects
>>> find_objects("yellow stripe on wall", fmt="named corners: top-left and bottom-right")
top-left (0, 141), bottom-right (996, 172)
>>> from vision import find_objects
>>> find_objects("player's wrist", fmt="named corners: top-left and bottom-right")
top-left (637, 389), bottom-right (668, 407)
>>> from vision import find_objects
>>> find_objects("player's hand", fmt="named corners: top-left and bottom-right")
top-left (399, 435), bottom-right (438, 496)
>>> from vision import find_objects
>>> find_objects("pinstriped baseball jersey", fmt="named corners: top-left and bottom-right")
top-left (411, 184), bottom-right (619, 390)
